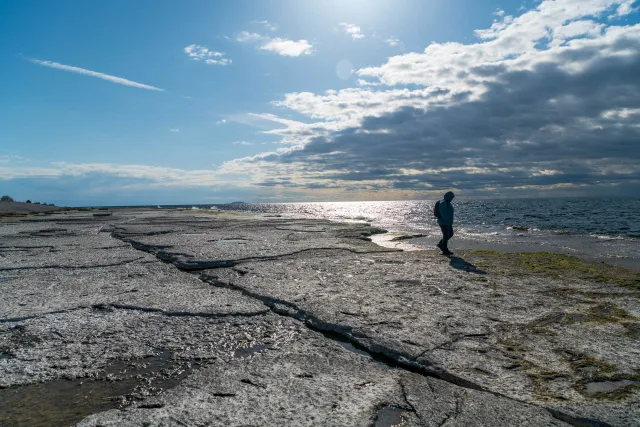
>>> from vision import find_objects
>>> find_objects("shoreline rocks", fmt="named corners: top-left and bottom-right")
top-left (1, 209), bottom-right (638, 426)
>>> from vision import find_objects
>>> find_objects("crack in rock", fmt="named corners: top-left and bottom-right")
top-left (0, 256), bottom-right (148, 272)
top-left (98, 303), bottom-right (270, 319)
top-left (109, 227), bottom-right (613, 427)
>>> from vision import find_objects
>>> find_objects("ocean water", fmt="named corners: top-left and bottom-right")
top-left (207, 198), bottom-right (640, 270)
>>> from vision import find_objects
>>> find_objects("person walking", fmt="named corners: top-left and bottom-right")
top-left (436, 191), bottom-right (455, 255)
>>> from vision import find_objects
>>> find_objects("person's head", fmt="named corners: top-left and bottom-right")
top-left (444, 191), bottom-right (455, 202)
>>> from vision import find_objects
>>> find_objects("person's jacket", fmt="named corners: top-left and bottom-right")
top-left (437, 192), bottom-right (455, 226)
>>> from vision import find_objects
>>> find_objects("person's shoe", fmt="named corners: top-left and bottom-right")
top-left (444, 250), bottom-right (454, 256)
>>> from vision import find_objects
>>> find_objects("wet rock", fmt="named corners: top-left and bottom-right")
top-left (0, 349), bottom-right (188, 427)
top-left (0, 309), bottom-right (300, 388)
top-left (390, 233), bottom-right (427, 242)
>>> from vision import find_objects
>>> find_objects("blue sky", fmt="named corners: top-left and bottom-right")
top-left (1, 0), bottom-right (639, 205)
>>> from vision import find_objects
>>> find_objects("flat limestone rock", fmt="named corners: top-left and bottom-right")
top-left (0, 309), bottom-right (300, 388)
top-left (0, 261), bottom-right (266, 321)
top-left (206, 250), bottom-right (640, 426)
top-left (400, 372), bottom-right (568, 427)
top-left (70, 312), bottom-right (565, 427)
top-left (0, 229), bottom-right (149, 271)
top-left (0, 218), bottom-right (266, 320)
top-left (112, 217), bottom-right (394, 270)
top-left (0, 211), bottom-right (634, 426)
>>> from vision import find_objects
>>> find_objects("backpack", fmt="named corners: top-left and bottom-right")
top-left (433, 200), bottom-right (442, 219)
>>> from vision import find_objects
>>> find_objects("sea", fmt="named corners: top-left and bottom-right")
top-left (165, 198), bottom-right (640, 270)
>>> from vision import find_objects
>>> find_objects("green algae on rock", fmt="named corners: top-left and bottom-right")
top-left (466, 250), bottom-right (640, 290)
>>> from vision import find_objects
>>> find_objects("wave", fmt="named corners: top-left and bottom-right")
top-left (590, 234), bottom-right (628, 241)
top-left (506, 226), bottom-right (540, 232)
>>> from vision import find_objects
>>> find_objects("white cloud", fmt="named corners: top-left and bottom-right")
top-left (385, 38), bottom-right (402, 47)
top-left (611, 0), bottom-right (638, 17)
top-left (259, 38), bottom-right (313, 56)
top-left (184, 44), bottom-right (231, 66)
top-left (232, 141), bottom-right (255, 146)
top-left (254, 20), bottom-right (277, 31)
top-left (248, 113), bottom-right (307, 128)
top-left (339, 22), bottom-right (364, 39)
top-left (170, 128), bottom-right (179, 132)
top-left (216, 119), bottom-right (227, 125)
top-left (27, 58), bottom-right (164, 91)
top-left (0, 161), bottom-right (255, 189)
top-left (236, 23), bottom-right (314, 57)
top-left (549, 20), bottom-right (604, 47)
top-left (236, 31), bottom-right (264, 42)
top-left (205, 58), bottom-right (231, 66)
top-left (356, 0), bottom-right (640, 90)
top-left (494, 8), bottom-right (506, 17)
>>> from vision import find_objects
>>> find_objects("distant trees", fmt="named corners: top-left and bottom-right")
top-left (0, 196), bottom-right (54, 205)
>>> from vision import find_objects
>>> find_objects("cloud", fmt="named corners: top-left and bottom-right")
top-left (236, 31), bottom-right (264, 42)
top-left (184, 44), bottom-right (231, 66)
top-left (232, 141), bottom-right (255, 146)
top-left (259, 38), bottom-right (313, 56)
top-left (0, 160), bottom-right (251, 190)
top-left (216, 119), bottom-right (227, 125)
top-left (253, 20), bottom-right (277, 31)
top-left (170, 128), bottom-right (179, 132)
top-left (27, 58), bottom-right (164, 91)
top-left (224, 0), bottom-right (640, 196)
top-left (610, 0), bottom-right (638, 17)
top-left (385, 38), bottom-right (402, 47)
top-left (236, 24), bottom-right (313, 57)
top-left (339, 22), bottom-right (364, 39)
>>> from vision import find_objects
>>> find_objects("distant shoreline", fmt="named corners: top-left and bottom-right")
top-left (0, 201), bottom-right (62, 215)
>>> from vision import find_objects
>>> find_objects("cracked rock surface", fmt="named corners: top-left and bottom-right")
top-left (208, 251), bottom-right (640, 426)
top-left (1, 209), bottom-right (637, 426)
top-left (76, 322), bottom-right (564, 427)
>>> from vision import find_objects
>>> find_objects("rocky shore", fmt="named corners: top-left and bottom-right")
top-left (1, 208), bottom-right (639, 426)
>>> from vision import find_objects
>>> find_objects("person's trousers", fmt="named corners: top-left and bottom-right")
top-left (438, 225), bottom-right (454, 251)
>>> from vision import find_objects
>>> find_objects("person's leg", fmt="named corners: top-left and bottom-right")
top-left (442, 225), bottom-right (453, 253)
top-left (445, 226), bottom-right (454, 253)
top-left (438, 225), bottom-right (447, 252)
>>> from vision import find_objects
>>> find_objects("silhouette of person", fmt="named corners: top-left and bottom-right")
top-left (436, 191), bottom-right (455, 255)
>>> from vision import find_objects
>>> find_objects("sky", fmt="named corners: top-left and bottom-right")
top-left (1, 0), bottom-right (639, 206)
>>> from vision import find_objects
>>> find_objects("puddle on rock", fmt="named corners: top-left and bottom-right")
top-left (233, 344), bottom-right (272, 358)
top-left (578, 366), bottom-right (601, 373)
top-left (373, 406), bottom-right (408, 427)
top-left (0, 350), bottom-right (191, 427)
top-left (585, 379), bottom-right (640, 395)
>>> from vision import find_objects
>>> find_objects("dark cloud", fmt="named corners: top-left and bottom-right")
top-left (259, 41), bottom-right (640, 193)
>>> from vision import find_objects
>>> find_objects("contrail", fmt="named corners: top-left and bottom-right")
top-left (28, 58), bottom-right (164, 92)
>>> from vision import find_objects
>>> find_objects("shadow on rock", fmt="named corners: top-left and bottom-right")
top-left (448, 256), bottom-right (487, 274)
